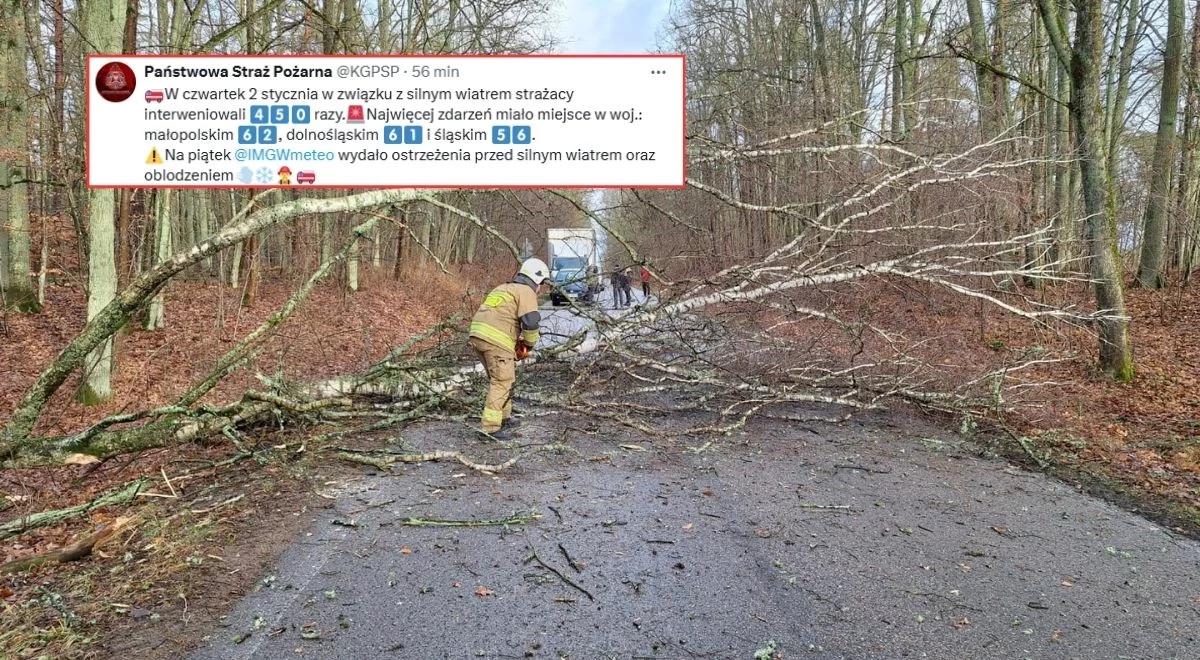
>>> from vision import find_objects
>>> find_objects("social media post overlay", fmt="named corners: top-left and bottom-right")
top-left (86, 55), bottom-right (685, 189)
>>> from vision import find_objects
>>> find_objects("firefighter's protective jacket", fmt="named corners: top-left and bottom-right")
top-left (469, 275), bottom-right (541, 354)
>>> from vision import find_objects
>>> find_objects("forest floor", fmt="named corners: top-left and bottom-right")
top-left (2, 269), bottom-right (1200, 657)
top-left (798, 279), bottom-right (1200, 531)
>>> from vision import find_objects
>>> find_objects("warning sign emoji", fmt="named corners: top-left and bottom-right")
top-left (145, 147), bottom-right (164, 165)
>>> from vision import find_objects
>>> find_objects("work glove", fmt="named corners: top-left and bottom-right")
top-left (515, 343), bottom-right (531, 360)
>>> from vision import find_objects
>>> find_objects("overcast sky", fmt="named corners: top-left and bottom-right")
top-left (554, 0), bottom-right (674, 53)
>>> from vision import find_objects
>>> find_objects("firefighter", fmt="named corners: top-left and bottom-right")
top-left (468, 257), bottom-right (548, 438)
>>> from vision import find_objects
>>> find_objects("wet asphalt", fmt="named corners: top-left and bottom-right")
top-left (190, 406), bottom-right (1200, 659)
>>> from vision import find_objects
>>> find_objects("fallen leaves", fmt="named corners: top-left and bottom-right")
top-left (473, 586), bottom-right (494, 597)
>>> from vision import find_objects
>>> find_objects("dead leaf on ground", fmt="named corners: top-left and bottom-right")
top-left (63, 453), bottom-right (100, 466)
top-left (474, 586), bottom-right (494, 597)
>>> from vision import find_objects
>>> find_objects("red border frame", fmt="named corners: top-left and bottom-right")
top-left (85, 53), bottom-right (687, 190)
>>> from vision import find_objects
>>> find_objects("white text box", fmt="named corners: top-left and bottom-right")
top-left (86, 55), bottom-right (685, 189)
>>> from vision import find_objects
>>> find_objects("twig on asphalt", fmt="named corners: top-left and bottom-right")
top-left (524, 539), bottom-right (594, 601)
top-left (796, 502), bottom-right (852, 511)
top-left (833, 464), bottom-right (892, 474)
top-left (557, 543), bottom-right (583, 573)
top-left (399, 511), bottom-right (540, 527)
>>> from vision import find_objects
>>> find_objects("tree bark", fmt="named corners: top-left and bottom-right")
top-left (1176, 0), bottom-right (1200, 282)
top-left (78, 0), bottom-right (128, 404)
top-left (1038, 0), bottom-right (1135, 380)
top-left (1137, 0), bottom-right (1185, 288)
top-left (145, 190), bottom-right (172, 329)
top-left (1, 0), bottom-right (38, 312)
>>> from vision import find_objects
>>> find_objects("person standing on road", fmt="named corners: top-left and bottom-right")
top-left (610, 269), bottom-right (625, 308)
top-left (638, 264), bottom-right (651, 299)
top-left (467, 258), bottom-right (547, 439)
top-left (619, 268), bottom-right (634, 308)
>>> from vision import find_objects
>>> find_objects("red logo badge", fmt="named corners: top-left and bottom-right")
top-left (96, 61), bottom-right (136, 102)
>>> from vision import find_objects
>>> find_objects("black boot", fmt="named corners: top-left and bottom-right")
top-left (478, 427), bottom-right (511, 441)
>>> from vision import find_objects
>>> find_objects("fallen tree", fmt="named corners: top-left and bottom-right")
top-left (0, 127), bottom-right (1104, 469)
top-left (0, 189), bottom-right (428, 457)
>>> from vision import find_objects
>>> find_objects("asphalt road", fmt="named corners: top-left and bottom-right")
top-left (190, 404), bottom-right (1200, 659)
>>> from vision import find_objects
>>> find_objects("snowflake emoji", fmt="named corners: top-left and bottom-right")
top-left (255, 167), bottom-right (273, 184)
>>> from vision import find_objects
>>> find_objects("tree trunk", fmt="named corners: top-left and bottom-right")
top-left (145, 190), bottom-right (172, 329)
top-left (1, 0), bottom-right (38, 312)
top-left (116, 0), bottom-right (139, 285)
top-left (1176, 0), bottom-right (1200, 282)
top-left (240, 235), bottom-right (259, 306)
top-left (347, 235), bottom-right (360, 292)
top-left (891, 0), bottom-right (907, 141)
top-left (1136, 0), bottom-right (1185, 288)
top-left (1039, 0), bottom-right (1135, 380)
top-left (393, 214), bottom-right (405, 279)
top-left (78, 0), bottom-right (128, 404)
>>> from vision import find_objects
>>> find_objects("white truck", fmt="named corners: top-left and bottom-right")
top-left (547, 228), bottom-right (599, 276)
top-left (546, 228), bottom-right (600, 305)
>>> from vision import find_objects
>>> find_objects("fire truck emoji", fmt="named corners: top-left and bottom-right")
top-left (144, 89), bottom-right (165, 103)
top-left (277, 166), bottom-right (292, 185)
top-left (296, 171), bottom-right (316, 184)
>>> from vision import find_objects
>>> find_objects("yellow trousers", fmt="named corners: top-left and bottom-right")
top-left (469, 337), bottom-right (515, 432)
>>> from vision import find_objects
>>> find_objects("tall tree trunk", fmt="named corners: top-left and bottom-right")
top-left (965, 0), bottom-right (996, 135)
top-left (1053, 51), bottom-right (1072, 266)
top-left (79, 0), bottom-right (128, 404)
top-left (1, 0), bottom-right (38, 312)
top-left (1137, 0), bottom-right (1185, 288)
top-left (1039, 0), bottom-right (1135, 380)
top-left (1104, 0), bottom-right (1141, 222)
top-left (116, 0), bottom-right (139, 284)
top-left (1177, 0), bottom-right (1200, 283)
top-left (891, 0), bottom-right (907, 141)
top-left (145, 191), bottom-right (172, 329)
top-left (393, 213), bottom-right (405, 279)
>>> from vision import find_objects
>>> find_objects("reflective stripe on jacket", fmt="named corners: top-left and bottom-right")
top-left (469, 281), bottom-right (540, 353)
